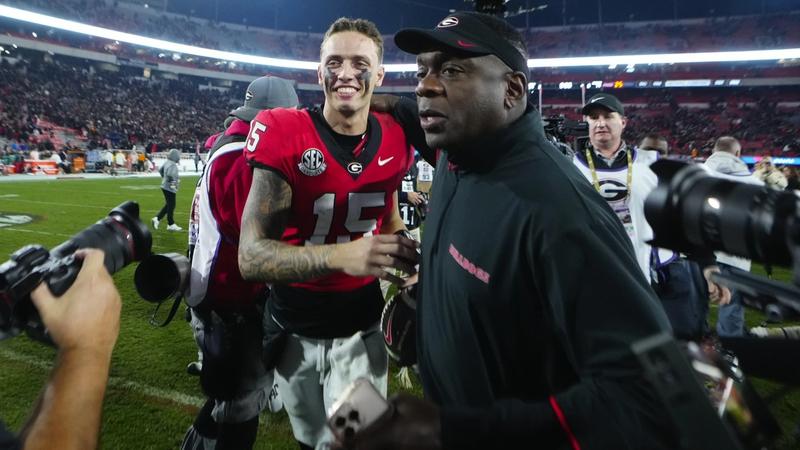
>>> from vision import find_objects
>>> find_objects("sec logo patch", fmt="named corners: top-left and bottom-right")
top-left (299, 148), bottom-right (327, 176)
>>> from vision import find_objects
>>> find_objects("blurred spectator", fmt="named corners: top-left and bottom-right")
top-left (704, 136), bottom-right (764, 337)
top-left (783, 166), bottom-right (800, 191)
top-left (754, 156), bottom-right (788, 189)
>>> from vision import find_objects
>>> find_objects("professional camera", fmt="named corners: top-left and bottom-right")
top-left (0, 201), bottom-right (189, 342)
top-left (645, 159), bottom-right (800, 321)
top-left (640, 159), bottom-right (800, 448)
top-left (542, 115), bottom-right (589, 156)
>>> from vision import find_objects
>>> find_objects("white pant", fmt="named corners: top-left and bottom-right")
top-left (274, 323), bottom-right (388, 449)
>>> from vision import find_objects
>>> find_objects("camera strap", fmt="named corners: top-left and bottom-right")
top-left (148, 293), bottom-right (184, 327)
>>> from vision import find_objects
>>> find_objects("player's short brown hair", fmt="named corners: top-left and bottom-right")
top-left (321, 17), bottom-right (384, 63)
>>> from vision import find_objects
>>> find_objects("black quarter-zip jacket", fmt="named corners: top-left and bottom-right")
top-left (417, 106), bottom-right (675, 449)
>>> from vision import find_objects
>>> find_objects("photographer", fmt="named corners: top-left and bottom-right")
top-left (0, 249), bottom-right (121, 450)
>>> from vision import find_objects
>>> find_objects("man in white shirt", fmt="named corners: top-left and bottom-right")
top-left (573, 93), bottom-right (730, 335)
top-left (704, 136), bottom-right (764, 336)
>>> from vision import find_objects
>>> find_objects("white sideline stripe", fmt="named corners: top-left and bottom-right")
top-left (1, 228), bottom-right (173, 251)
top-left (0, 348), bottom-right (205, 407)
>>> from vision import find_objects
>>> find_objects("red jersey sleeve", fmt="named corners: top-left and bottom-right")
top-left (244, 108), bottom-right (295, 183)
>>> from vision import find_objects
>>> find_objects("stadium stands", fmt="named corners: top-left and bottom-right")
top-left (0, 56), bottom-right (236, 152)
top-left (0, 0), bottom-right (798, 158)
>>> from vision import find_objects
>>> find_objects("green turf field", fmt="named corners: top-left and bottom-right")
top-left (0, 176), bottom-right (797, 449)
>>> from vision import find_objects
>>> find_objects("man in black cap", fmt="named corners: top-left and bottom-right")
top-left (339, 11), bottom-right (676, 450)
top-left (181, 75), bottom-right (299, 450)
top-left (573, 94), bottom-right (730, 339)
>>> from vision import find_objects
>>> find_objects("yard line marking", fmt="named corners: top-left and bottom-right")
top-left (1, 198), bottom-right (189, 217)
top-left (0, 348), bottom-right (205, 408)
top-left (0, 198), bottom-right (117, 210)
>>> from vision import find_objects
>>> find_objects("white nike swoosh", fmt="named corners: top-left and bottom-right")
top-left (378, 156), bottom-right (394, 166)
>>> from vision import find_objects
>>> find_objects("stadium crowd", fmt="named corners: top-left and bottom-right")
top-left (0, 0), bottom-right (798, 160)
top-left (0, 57), bottom-right (233, 152)
top-left (1, 53), bottom-right (798, 160)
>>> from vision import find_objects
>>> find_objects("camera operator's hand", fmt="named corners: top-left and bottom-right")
top-left (332, 394), bottom-right (441, 450)
top-left (703, 266), bottom-right (732, 305)
top-left (30, 249), bottom-right (121, 354)
top-left (19, 249), bottom-right (122, 450)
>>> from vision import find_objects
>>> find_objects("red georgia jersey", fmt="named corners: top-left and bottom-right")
top-left (244, 107), bottom-right (413, 292)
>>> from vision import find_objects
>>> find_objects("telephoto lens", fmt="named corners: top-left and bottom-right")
top-left (645, 159), bottom-right (799, 267)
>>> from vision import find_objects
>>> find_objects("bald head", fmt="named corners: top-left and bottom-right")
top-left (713, 136), bottom-right (741, 157)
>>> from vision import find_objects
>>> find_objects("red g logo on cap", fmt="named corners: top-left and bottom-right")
top-left (437, 16), bottom-right (459, 28)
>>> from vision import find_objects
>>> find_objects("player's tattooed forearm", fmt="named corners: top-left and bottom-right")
top-left (239, 169), bottom-right (335, 283)
top-left (240, 239), bottom-right (335, 283)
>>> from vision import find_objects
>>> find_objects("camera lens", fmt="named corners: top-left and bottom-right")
top-left (646, 160), bottom-right (798, 266)
top-left (50, 201), bottom-right (151, 274)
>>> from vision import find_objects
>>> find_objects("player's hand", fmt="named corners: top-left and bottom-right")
top-left (30, 249), bottom-right (122, 355)
top-left (703, 266), bottom-right (732, 305)
top-left (331, 394), bottom-right (441, 450)
top-left (406, 192), bottom-right (424, 206)
top-left (370, 94), bottom-right (401, 114)
top-left (331, 234), bottom-right (419, 285)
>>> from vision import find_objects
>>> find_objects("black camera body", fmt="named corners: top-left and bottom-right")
top-left (1, 245), bottom-right (83, 335)
top-left (542, 115), bottom-right (590, 156)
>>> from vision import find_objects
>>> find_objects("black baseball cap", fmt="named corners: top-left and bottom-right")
top-left (581, 93), bottom-right (625, 116)
top-left (394, 11), bottom-right (529, 77)
top-left (229, 76), bottom-right (299, 122)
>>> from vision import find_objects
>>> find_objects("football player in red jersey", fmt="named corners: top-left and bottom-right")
top-left (239, 18), bottom-right (419, 450)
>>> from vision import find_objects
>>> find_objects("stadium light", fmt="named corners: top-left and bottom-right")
top-left (2, 5), bottom-right (800, 73)
top-left (0, 5), bottom-right (318, 70)
top-left (529, 49), bottom-right (800, 68)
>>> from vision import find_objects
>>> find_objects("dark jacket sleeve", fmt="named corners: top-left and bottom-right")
top-left (391, 97), bottom-right (437, 167)
top-left (440, 224), bottom-right (675, 450)
top-left (0, 421), bottom-right (21, 450)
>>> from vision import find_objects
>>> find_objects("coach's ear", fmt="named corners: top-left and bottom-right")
top-left (504, 72), bottom-right (527, 110)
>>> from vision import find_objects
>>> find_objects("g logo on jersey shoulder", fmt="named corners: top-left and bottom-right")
top-left (299, 148), bottom-right (327, 176)
top-left (347, 162), bottom-right (363, 174)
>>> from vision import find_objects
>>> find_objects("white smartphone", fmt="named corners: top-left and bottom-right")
top-left (327, 378), bottom-right (391, 442)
